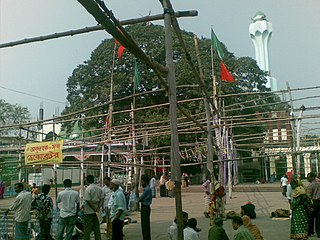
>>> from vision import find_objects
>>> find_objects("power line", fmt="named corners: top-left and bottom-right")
top-left (0, 85), bottom-right (65, 104)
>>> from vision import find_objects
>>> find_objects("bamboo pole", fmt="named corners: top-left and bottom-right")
top-left (161, 1), bottom-right (183, 239)
top-left (0, 11), bottom-right (197, 49)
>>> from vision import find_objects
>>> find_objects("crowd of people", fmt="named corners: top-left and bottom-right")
top-left (284, 172), bottom-right (320, 239)
top-left (3, 174), bottom-right (154, 240)
top-left (3, 170), bottom-right (320, 239)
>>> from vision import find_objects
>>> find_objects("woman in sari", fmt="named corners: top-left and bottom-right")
top-left (242, 215), bottom-right (264, 240)
top-left (0, 180), bottom-right (5, 199)
top-left (290, 186), bottom-right (312, 239)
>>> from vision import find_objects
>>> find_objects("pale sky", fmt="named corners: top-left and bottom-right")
top-left (1, 0), bottom-right (320, 126)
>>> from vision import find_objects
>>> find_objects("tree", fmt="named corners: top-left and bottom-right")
top-left (0, 99), bottom-right (31, 136)
top-left (62, 23), bottom-right (283, 155)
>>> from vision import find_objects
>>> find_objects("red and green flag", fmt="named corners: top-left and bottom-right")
top-left (211, 28), bottom-right (235, 82)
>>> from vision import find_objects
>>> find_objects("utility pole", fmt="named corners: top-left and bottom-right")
top-left (18, 127), bottom-right (22, 183)
top-left (162, 0), bottom-right (183, 239)
top-left (107, 42), bottom-right (117, 178)
top-left (193, 35), bottom-right (214, 177)
top-left (296, 105), bottom-right (305, 178)
top-left (287, 82), bottom-right (296, 175)
top-left (132, 73), bottom-right (140, 211)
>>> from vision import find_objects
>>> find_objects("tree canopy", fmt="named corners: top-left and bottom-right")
top-left (62, 23), bottom-right (286, 157)
top-left (0, 99), bottom-right (31, 136)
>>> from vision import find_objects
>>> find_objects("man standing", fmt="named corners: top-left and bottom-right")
top-left (307, 172), bottom-right (320, 237)
top-left (139, 175), bottom-right (153, 240)
top-left (159, 174), bottom-right (167, 197)
top-left (56, 179), bottom-right (80, 240)
top-left (109, 179), bottom-right (127, 240)
top-left (231, 216), bottom-right (254, 240)
top-left (102, 176), bottom-right (113, 239)
top-left (31, 184), bottom-right (54, 240)
top-left (5, 182), bottom-right (32, 240)
top-left (83, 175), bottom-right (104, 240)
top-left (208, 217), bottom-right (229, 240)
top-left (280, 174), bottom-right (288, 197)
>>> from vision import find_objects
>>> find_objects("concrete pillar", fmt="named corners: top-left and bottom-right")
top-left (316, 153), bottom-right (319, 175)
top-left (286, 154), bottom-right (293, 172)
top-left (269, 156), bottom-right (276, 175)
top-left (304, 153), bottom-right (311, 177)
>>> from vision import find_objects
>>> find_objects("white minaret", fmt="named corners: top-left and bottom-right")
top-left (249, 11), bottom-right (277, 91)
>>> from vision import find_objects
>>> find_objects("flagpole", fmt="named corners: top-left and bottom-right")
top-left (107, 41), bottom-right (117, 178)
top-left (132, 65), bottom-right (140, 211)
top-left (211, 38), bottom-right (217, 98)
top-left (194, 34), bottom-right (214, 182)
top-left (211, 28), bottom-right (225, 216)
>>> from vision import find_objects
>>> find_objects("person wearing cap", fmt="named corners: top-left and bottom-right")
top-left (208, 217), bottom-right (229, 240)
top-left (83, 175), bottom-right (104, 240)
top-left (139, 174), bottom-right (153, 240)
top-left (109, 178), bottom-right (127, 240)
top-left (290, 185), bottom-right (312, 239)
top-left (307, 172), bottom-right (320, 237)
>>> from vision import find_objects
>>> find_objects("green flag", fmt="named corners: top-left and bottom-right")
top-left (134, 60), bottom-right (141, 90)
top-left (211, 28), bottom-right (224, 59)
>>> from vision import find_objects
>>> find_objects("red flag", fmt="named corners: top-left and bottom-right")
top-left (118, 45), bottom-right (125, 61)
top-left (220, 61), bottom-right (235, 82)
top-left (105, 115), bottom-right (109, 129)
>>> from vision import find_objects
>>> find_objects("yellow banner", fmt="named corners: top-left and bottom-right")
top-left (25, 140), bottom-right (64, 165)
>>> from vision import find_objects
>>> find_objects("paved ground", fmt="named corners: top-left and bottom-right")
top-left (1, 183), bottom-right (319, 239)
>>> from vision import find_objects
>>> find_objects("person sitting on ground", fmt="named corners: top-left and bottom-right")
top-left (232, 216), bottom-right (255, 240)
top-left (240, 202), bottom-right (256, 219)
top-left (183, 218), bottom-right (200, 240)
top-left (241, 215), bottom-right (264, 240)
top-left (208, 217), bottom-right (229, 240)
top-left (167, 211), bottom-right (188, 240)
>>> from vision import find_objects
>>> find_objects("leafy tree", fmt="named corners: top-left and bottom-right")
top-left (0, 99), bottom-right (31, 136)
top-left (63, 23), bottom-right (284, 158)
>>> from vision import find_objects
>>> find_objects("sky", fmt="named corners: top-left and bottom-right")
top-left (1, 0), bottom-right (320, 128)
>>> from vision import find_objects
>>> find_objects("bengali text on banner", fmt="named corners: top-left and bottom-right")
top-left (25, 140), bottom-right (64, 165)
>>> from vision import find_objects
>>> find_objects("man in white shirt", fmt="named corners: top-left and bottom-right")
top-left (5, 182), bottom-right (32, 240)
top-left (109, 179), bottom-right (127, 240)
top-left (83, 175), bottom-right (104, 240)
top-left (56, 178), bottom-right (80, 240)
top-left (167, 211), bottom-right (188, 240)
top-left (183, 218), bottom-right (200, 240)
top-left (102, 176), bottom-right (113, 239)
top-left (280, 174), bottom-right (288, 197)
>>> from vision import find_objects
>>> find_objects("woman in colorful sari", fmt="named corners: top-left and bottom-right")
top-left (290, 186), bottom-right (312, 239)
top-left (0, 180), bottom-right (5, 199)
